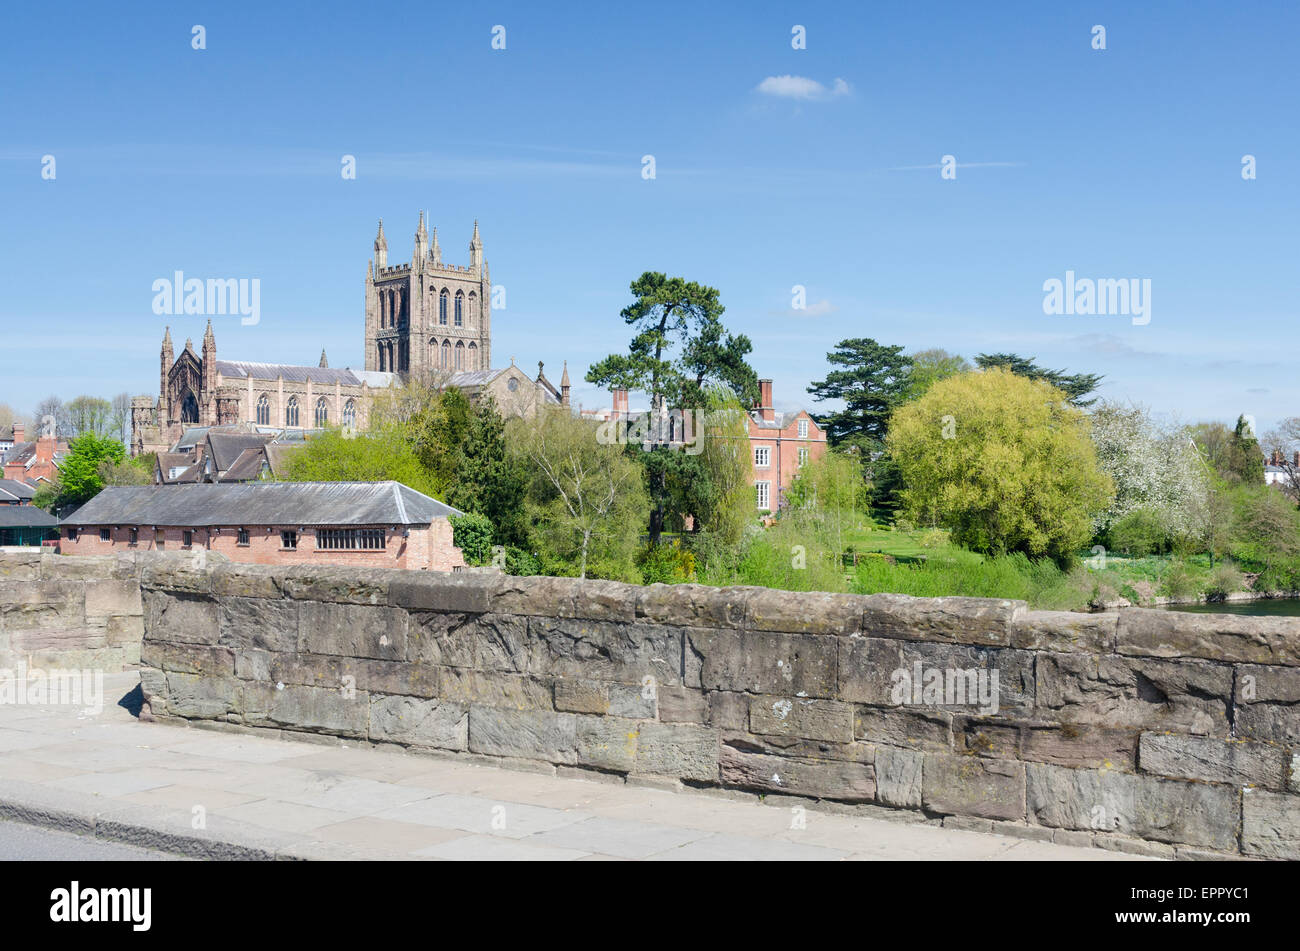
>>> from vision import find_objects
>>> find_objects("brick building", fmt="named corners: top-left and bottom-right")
top-left (1, 423), bottom-right (69, 488)
top-left (58, 481), bottom-right (465, 571)
top-left (745, 379), bottom-right (828, 511)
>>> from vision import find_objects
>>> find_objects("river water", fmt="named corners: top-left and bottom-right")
top-left (1162, 599), bottom-right (1300, 617)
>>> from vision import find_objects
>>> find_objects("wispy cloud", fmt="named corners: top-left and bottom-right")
top-left (888, 161), bottom-right (1026, 171)
top-left (755, 75), bottom-right (851, 101)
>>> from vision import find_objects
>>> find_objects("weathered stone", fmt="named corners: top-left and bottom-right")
top-left (494, 575), bottom-right (635, 622)
top-left (838, 637), bottom-right (1033, 712)
top-left (707, 691), bottom-right (749, 730)
top-left (0, 551), bottom-right (40, 580)
top-left (218, 597), bottom-right (298, 653)
top-left (854, 706), bottom-right (953, 751)
top-left (141, 642), bottom-right (234, 677)
top-left (0, 580), bottom-right (84, 632)
top-left (1118, 608), bottom-right (1300, 666)
top-left (1234, 703), bottom-right (1300, 745)
top-left (657, 686), bottom-right (707, 723)
top-left (144, 591), bottom-right (219, 645)
top-left (266, 683), bottom-right (369, 736)
top-left (234, 649), bottom-right (272, 681)
top-left (298, 601), bottom-right (407, 660)
top-left (84, 580), bottom-right (143, 619)
top-left (575, 716), bottom-right (638, 772)
top-left (438, 668), bottom-right (550, 710)
top-left (389, 573), bottom-right (495, 614)
top-left (140, 557), bottom-right (213, 594)
top-left (9, 628), bottom-right (106, 652)
top-left (922, 754), bottom-right (1025, 820)
top-left (875, 746), bottom-right (924, 808)
top-left (209, 564), bottom-right (284, 600)
top-left (635, 722), bottom-right (720, 781)
top-left (745, 589), bottom-right (862, 635)
top-left (1236, 664), bottom-right (1300, 704)
top-left (692, 629), bottom-right (837, 697)
top-left (159, 671), bottom-right (237, 719)
top-left (529, 617), bottom-right (681, 686)
top-left (467, 707), bottom-right (577, 763)
top-left (636, 584), bottom-right (748, 629)
top-left (1036, 652), bottom-right (1232, 736)
top-left (723, 731), bottom-right (874, 764)
top-left (608, 682), bottom-right (656, 719)
top-left (1016, 721), bottom-right (1138, 770)
top-left (369, 695), bottom-right (467, 750)
top-left (104, 614), bottom-right (144, 647)
top-left (749, 695), bottom-right (854, 743)
top-left (1140, 732), bottom-right (1288, 788)
top-left (281, 565), bottom-right (391, 605)
top-left (1025, 762), bottom-right (1238, 851)
top-left (861, 593), bottom-right (1022, 647)
top-left (719, 741), bottom-right (874, 801)
top-left (1291, 754), bottom-right (1300, 794)
top-left (554, 679), bottom-right (609, 714)
top-left (1241, 790), bottom-right (1300, 859)
top-left (1011, 610), bottom-right (1115, 653)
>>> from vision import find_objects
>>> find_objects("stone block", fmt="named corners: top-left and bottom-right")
top-left (554, 679), bottom-right (609, 714)
top-left (218, 597), bottom-right (299, 653)
top-left (635, 722), bottom-right (720, 781)
top-left (529, 617), bottom-right (681, 686)
top-left (636, 584), bottom-right (748, 629)
top-left (1140, 732), bottom-right (1289, 788)
top-left (656, 685), bottom-right (706, 723)
top-left (144, 591), bottom-right (219, 645)
top-left (368, 695), bottom-right (467, 750)
top-left (575, 716), bottom-right (639, 772)
top-left (1234, 703), bottom-right (1300, 744)
top-left (922, 754), bottom-right (1025, 820)
top-left (209, 564), bottom-right (283, 600)
top-left (744, 588), bottom-right (862, 635)
top-left (438, 668), bottom-right (551, 711)
top-left (854, 706), bottom-right (953, 751)
top-left (1025, 762), bottom-right (1238, 851)
top-left (389, 573), bottom-right (495, 614)
top-left (1011, 610), bottom-right (1115, 653)
top-left (1117, 608), bottom-right (1300, 666)
top-left (84, 580), bottom-right (143, 619)
top-left (1236, 664), bottom-right (1300, 704)
top-left (140, 642), bottom-right (234, 677)
top-left (280, 565), bottom-right (391, 605)
top-left (467, 707), bottom-right (577, 763)
top-left (707, 691), bottom-right (749, 731)
top-left (838, 637), bottom-right (1032, 712)
top-left (749, 695), bottom-right (854, 743)
top-left (493, 575), bottom-right (635, 622)
top-left (298, 601), bottom-right (407, 660)
top-left (1241, 790), bottom-right (1300, 860)
top-left (719, 741), bottom-right (874, 801)
top-left (267, 683), bottom-right (369, 737)
top-left (875, 746), bottom-right (924, 808)
top-left (692, 628), bottom-right (837, 698)
top-left (861, 593), bottom-right (1022, 647)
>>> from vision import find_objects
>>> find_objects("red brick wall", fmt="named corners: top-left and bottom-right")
top-left (60, 522), bottom-right (464, 571)
top-left (746, 412), bottom-right (828, 510)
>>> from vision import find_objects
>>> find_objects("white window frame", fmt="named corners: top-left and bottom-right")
top-left (798, 448), bottom-right (809, 467)
top-left (754, 446), bottom-right (771, 468)
top-left (756, 481), bottom-right (770, 510)
top-left (797, 419), bottom-right (808, 438)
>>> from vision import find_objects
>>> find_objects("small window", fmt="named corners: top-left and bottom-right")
top-left (99, 528), bottom-right (111, 542)
top-left (756, 481), bottom-right (771, 510)
top-left (182, 530), bottom-right (193, 548)
top-left (237, 528), bottom-right (250, 546)
top-left (128, 528), bottom-right (138, 546)
top-left (281, 530), bottom-right (298, 550)
top-left (798, 419), bottom-right (809, 438)
top-left (754, 446), bottom-right (771, 468)
top-left (66, 527), bottom-right (78, 540)
top-left (155, 529), bottom-right (165, 549)
top-left (798, 448), bottom-right (809, 467)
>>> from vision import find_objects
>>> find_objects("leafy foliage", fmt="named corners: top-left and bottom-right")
top-left (449, 513), bottom-right (495, 566)
top-left (806, 338), bottom-right (913, 448)
top-left (973, 352), bottom-right (1102, 407)
top-left (56, 432), bottom-right (127, 506)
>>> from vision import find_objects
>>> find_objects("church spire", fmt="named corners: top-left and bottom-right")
top-left (202, 318), bottom-right (215, 352)
top-left (431, 225), bottom-right (441, 266)
top-left (319, 349), bottom-right (329, 368)
top-left (374, 218), bottom-right (388, 270)
top-left (469, 219), bottom-right (482, 270)
top-left (414, 211), bottom-right (428, 268)
top-left (560, 361), bottom-right (571, 407)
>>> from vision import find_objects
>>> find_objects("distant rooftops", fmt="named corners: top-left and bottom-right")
top-left (60, 481), bottom-right (462, 528)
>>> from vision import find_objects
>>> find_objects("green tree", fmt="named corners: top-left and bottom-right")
top-left (693, 389), bottom-right (754, 550)
top-left (903, 348), bottom-right (971, 402)
top-left (510, 409), bottom-right (648, 580)
top-left (281, 429), bottom-right (441, 498)
top-left (1189, 417), bottom-right (1266, 485)
top-left (586, 272), bottom-right (758, 542)
top-left (785, 449), bottom-right (868, 559)
top-left (807, 338), bottom-right (913, 448)
top-left (57, 432), bottom-right (127, 505)
top-left (448, 397), bottom-right (528, 547)
top-left (974, 353), bottom-right (1102, 407)
top-left (449, 513), bottom-right (495, 566)
top-left (65, 396), bottom-right (114, 437)
top-left (886, 368), bottom-right (1113, 563)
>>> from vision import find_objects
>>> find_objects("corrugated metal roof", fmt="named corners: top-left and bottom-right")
top-left (61, 481), bottom-right (461, 527)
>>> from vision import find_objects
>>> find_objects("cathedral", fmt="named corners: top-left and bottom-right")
top-left (132, 216), bottom-right (566, 456)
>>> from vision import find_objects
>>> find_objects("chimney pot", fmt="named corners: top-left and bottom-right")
top-left (11, 423), bottom-right (24, 442)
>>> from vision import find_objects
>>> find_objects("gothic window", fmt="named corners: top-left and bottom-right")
top-left (468, 342), bottom-right (478, 370)
top-left (441, 340), bottom-right (451, 369)
top-left (256, 394), bottom-right (269, 425)
top-left (181, 391), bottom-right (199, 424)
top-left (343, 399), bottom-right (355, 428)
top-left (468, 292), bottom-right (477, 328)
top-left (455, 341), bottom-right (464, 370)
top-left (439, 290), bottom-right (448, 325)
top-left (315, 397), bottom-right (328, 427)
top-left (454, 291), bottom-right (464, 327)
top-left (286, 396), bottom-right (299, 428)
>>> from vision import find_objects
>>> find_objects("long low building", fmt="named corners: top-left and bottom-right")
top-left (58, 481), bottom-right (465, 571)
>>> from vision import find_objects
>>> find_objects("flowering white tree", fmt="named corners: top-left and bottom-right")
top-left (1089, 402), bottom-right (1208, 540)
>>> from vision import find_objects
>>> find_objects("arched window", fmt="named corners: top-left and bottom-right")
top-left (468, 342), bottom-right (478, 370)
top-left (286, 397), bottom-right (299, 428)
top-left (467, 292), bottom-right (477, 328)
top-left (455, 341), bottom-right (465, 370)
top-left (378, 343), bottom-right (386, 371)
top-left (439, 290), bottom-right (448, 325)
top-left (441, 340), bottom-right (451, 369)
top-left (454, 291), bottom-right (464, 327)
top-left (256, 394), bottom-right (269, 425)
top-left (315, 397), bottom-right (328, 427)
top-left (343, 399), bottom-right (355, 428)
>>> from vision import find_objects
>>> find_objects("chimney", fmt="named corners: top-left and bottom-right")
top-left (612, 388), bottom-right (628, 419)
top-left (757, 379), bottom-right (774, 422)
top-left (11, 422), bottom-right (24, 443)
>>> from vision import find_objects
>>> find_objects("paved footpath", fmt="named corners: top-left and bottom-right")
top-left (0, 673), bottom-right (1144, 861)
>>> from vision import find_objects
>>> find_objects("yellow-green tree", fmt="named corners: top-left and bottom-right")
top-left (886, 368), bottom-right (1113, 562)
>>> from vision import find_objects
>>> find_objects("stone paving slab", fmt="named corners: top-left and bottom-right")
top-left (0, 673), bottom-right (1151, 861)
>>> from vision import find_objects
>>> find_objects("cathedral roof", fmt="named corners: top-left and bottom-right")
top-left (215, 361), bottom-right (396, 388)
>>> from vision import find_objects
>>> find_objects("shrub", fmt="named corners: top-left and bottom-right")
top-left (449, 513), bottom-right (494, 566)
top-left (1159, 560), bottom-right (1199, 600)
top-left (1204, 563), bottom-right (1244, 600)
top-left (637, 540), bottom-right (697, 584)
top-left (1106, 508), bottom-right (1167, 557)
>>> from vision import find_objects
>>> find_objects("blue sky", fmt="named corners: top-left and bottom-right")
top-left (2, 0), bottom-right (1297, 430)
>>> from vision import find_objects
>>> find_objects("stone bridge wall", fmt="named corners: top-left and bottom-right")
top-left (3, 551), bottom-right (1297, 858)
top-left (0, 550), bottom-right (143, 671)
